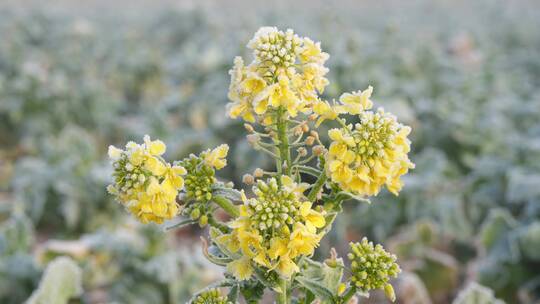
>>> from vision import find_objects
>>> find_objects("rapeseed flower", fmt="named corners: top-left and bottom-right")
top-left (227, 27), bottom-right (329, 122)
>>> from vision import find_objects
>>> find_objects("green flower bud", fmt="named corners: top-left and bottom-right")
top-left (192, 288), bottom-right (231, 304)
top-left (199, 215), bottom-right (208, 227)
top-left (347, 237), bottom-right (400, 302)
top-left (191, 208), bottom-right (201, 220)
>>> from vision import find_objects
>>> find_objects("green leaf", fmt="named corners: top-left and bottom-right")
top-left (295, 258), bottom-right (345, 303)
top-left (295, 276), bottom-right (335, 303)
top-left (163, 218), bottom-right (197, 231)
top-left (452, 282), bottom-right (505, 304)
top-left (26, 256), bottom-right (82, 304)
top-left (227, 284), bottom-right (239, 303)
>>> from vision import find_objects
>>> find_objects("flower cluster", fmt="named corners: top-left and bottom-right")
top-left (348, 238), bottom-right (401, 302)
top-left (191, 289), bottom-right (231, 304)
top-left (179, 145), bottom-right (229, 226)
top-left (326, 106), bottom-right (414, 196)
top-left (214, 176), bottom-right (325, 279)
top-left (107, 135), bottom-right (186, 224)
top-left (227, 27), bottom-right (329, 123)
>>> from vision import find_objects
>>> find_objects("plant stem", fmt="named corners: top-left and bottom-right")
top-left (307, 171), bottom-right (327, 201)
top-left (277, 278), bottom-right (288, 304)
top-left (341, 286), bottom-right (357, 303)
top-left (276, 108), bottom-right (292, 176)
top-left (213, 195), bottom-right (239, 218)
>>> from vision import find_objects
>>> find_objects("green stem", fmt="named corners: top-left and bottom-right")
top-left (277, 278), bottom-right (288, 304)
top-left (213, 196), bottom-right (239, 218)
top-left (307, 171), bottom-right (327, 201)
top-left (276, 108), bottom-right (292, 176)
top-left (341, 286), bottom-right (357, 303)
top-left (207, 216), bottom-right (229, 233)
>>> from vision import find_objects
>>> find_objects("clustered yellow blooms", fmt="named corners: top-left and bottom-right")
top-left (107, 135), bottom-right (186, 224)
top-left (325, 104), bottom-right (414, 196)
top-left (214, 176), bottom-right (326, 280)
top-left (227, 27), bottom-right (329, 124)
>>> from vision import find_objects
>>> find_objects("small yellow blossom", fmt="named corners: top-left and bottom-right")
top-left (337, 86), bottom-right (374, 115)
top-left (204, 144), bottom-right (229, 170)
top-left (227, 257), bottom-right (254, 281)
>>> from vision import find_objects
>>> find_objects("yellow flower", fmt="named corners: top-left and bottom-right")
top-left (337, 86), bottom-right (374, 115)
top-left (288, 223), bottom-right (322, 257)
top-left (108, 145), bottom-right (122, 160)
top-left (227, 257), bottom-right (254, 281)
top-left (299, 201), bottom-right (325, 232)
top-left (204, 144), bottom-right (229, 169)
top-left (313, 100), bottom-right (340, 126)
top-left (163, 164), bottom-right (186, 189)
top-left (144, 156), bottom-right (167, 176)
top-left (143, 135), bottom-right (166, 156)
top-left (274, 255), bottom-right (300, 278)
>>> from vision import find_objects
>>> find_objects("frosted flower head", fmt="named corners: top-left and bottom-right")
top-left (106, 136), bottom-right (186, 224)
top-left (227, 27), bottom-right (330, 122)
top-left (348, 238), bottom-right (401, 302)
top-left (214, 176), bottom-right (325, 280)
top-left (326, 107), bottom-right (414, 196)
top-left (247, 178), bottom-right (303, 233)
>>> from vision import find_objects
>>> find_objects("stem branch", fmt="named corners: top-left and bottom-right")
top-left (276, 108), bottom-right (292, 176)
top-left (307, 171), bottom-right (327, 201)
top-left (213, 196), bottom-right (239, 218)
top-left (277, 278), bottom-right (288, 304)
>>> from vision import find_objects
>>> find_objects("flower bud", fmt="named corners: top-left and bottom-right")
top-left (244, 123), bottom-right (255, 133)
top-left (305, 136), bottom-right (315, 146)
top-left (199, 215), bottom-right (208, 227)
top-left (243, 174), bottom-right (255, 185)
top-left (253, 168), bottom-right (264, 178)
top-left (313, 145), bottom-right (326, 156)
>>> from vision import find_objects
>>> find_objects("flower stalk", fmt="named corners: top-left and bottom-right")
top-left (106, 26), bottom-right (413, 304)
top-left (212, 195), bottom-right (239, 218)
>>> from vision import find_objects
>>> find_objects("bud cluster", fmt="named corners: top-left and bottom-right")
top-left (181, 154), bottom-right (216, 203)
top-left (354, 109), bottom-right (398, 163)
top-left (177, 145), bottom-right (229, 227)
top-left (248, 27), bottom-right (302, 75)
top-left (191, 289), bottom-right (231, 304)
top-left (247, 178), bottom-right (303, 234)
top-left (347, 238), bottom-right (400, 302)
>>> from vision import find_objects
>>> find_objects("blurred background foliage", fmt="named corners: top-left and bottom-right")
top-left (1, 0), bottom-right (539, 303)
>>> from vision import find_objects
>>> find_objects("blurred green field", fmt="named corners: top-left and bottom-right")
top-left (1, 0), bottom-right (540, 303)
